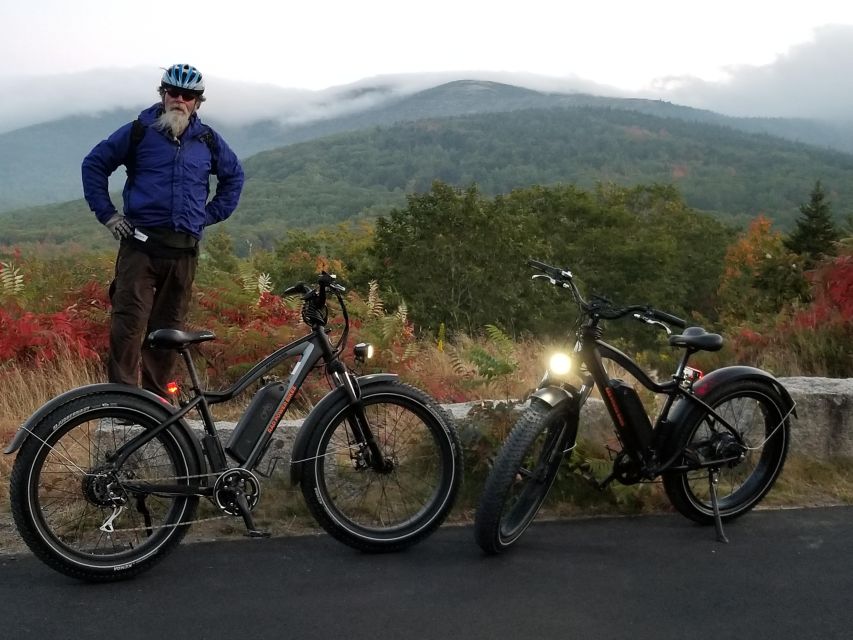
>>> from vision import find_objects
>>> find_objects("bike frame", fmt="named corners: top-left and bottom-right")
top-left (110, 314), bottom-right (371, 497)
top-left (584, 336), bottom-right (746, 474)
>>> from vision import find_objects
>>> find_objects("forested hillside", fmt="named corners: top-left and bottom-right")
top-left (2, 102), bottom-right (853, 251)
top-left (6, 78), bottom-right (853, 214)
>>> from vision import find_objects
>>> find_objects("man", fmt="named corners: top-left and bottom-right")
top-left (82, 63), bottom-right (244, 396)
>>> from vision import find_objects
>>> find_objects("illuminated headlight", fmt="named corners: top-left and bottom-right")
top-left (354, 342), bottom-right (375, 361)
top-left (548, 352), bottom-right (572, 377)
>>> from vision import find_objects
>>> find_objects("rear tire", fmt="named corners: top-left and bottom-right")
top-left (663, 381), bottom-right (790, 524)
top-left (474, 399), bottom-right (577, 554)
top-left (300, 382), bottom-right (462, 552)
top-left (9, 392), bottom-right (199, 581)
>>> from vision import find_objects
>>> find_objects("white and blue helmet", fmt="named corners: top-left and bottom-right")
top-left (161, 64), bottom-right (205, 93)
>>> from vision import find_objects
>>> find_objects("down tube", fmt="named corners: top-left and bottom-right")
top-left (242, 339), bottom-right (324, 470)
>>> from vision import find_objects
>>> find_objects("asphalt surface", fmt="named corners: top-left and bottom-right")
top-left (1, 506), bottom-right (851, 640)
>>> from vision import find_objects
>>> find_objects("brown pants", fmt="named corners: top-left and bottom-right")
top-left (108, 242), bottom-right (198, 396)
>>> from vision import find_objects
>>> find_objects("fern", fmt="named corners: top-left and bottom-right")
top-left (257, 273), bottom-right (273, 295)
top-left (395, 300), bottom-right (408, 326)
top-left (380, 317), bottom-right (399, 343)
top-left (367, 280), bottom-right (385, 318)
top-left (484, 324), bottom-right (513, 354)
top-left (446, 345), bottom-right (473, 376)
top-left (0, 261), bottom-right (24, 295)
top-left (402, 342), bottom-right (420, 360)
top-left (238, 262), bottom-right (256, 293)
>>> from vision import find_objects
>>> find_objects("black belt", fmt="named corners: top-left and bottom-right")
top-left (125, 237), bottom-right (198, 258)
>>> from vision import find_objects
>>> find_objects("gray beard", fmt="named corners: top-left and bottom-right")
top-left (154, 109), bottom-right (191, 138)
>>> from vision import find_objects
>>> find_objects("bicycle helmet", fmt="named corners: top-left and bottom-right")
top-left (161, 63), bottom-right (205, 92)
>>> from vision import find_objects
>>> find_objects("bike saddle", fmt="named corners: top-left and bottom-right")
top-left (668, 326), bottom-right (724, 352)
top-left (145, 329), bottom-right (216, 350)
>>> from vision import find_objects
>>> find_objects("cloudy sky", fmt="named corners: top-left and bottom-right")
top-left (3, 1), bottom-right (853, 131)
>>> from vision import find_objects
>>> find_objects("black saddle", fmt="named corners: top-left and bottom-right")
top-left (145, 329), bottom-right (216, 350)
top-left (668, 326), bottom-right (724, 352)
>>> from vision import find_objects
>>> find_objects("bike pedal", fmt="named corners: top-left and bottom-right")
top-left (246, 529), bottom-right (271, 539)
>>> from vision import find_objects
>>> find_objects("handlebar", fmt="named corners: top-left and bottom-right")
top-left (528, 258), bottom-right (687, 329)
top-left (282, 272), bottom-right (350, 353)
top-left (282, 272), bottom-right (346, 301)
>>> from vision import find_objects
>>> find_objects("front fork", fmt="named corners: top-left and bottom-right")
top-left (330, 363), bottom-right (391, 473)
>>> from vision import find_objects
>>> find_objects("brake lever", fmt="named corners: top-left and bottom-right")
top-left (532, 274), bottom-right (558, 285)
top-left (632, 313), bottom-right (673, 335)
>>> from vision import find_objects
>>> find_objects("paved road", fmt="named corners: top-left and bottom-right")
top-left (1, 506), bottom-right (852, 640)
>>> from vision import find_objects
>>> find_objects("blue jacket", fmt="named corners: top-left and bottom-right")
top-left (82, 104), bottom-right (244, 239)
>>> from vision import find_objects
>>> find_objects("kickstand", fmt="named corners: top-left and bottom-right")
top-left (708, 467), bottom-right (729, 544)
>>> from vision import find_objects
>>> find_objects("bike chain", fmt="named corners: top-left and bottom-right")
top-left (101, 443), bottom-right (363, 535)
top-left (102, 470), bottom-right (230, 534)
top-left (23, 423), bottom-right (363, 534)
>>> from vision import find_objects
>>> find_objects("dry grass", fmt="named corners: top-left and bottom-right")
top-left (0, 353), bottom-right (105, 508)
top-left (763, 455), bottom-right (853, 507)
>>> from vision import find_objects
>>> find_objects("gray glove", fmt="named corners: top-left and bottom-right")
top-left (105, 213), bottom-right (134, 240)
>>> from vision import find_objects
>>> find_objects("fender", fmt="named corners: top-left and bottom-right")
top-left (290, 373), bottom-right (399, 485)
top-left (655, 365), bottom-right (796, 462)
top-left (529, 385), bottom-right (576, 409)
top-left (693, 366), bottom-right (796, 416)
top-left (4, 384), bottom-right (206, 475)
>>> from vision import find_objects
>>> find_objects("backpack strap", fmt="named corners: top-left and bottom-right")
top-left (198, 126), bottom-right (219, 174)
top-left (124, 119), bottom-right (146, 182)
top-left (124, 119), bottom-right (219, 177)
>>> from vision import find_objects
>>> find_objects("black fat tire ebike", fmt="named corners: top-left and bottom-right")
top-left (474, 260), bottom-right (795, 554)
top-left (6, 273), bottom-right (462, 581)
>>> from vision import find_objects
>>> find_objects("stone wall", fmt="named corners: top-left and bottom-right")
top-left (780, 377), bottom-right (853, 459)
top-left (206, 376), bottom-right (853, 463)
top-left (446, 376), bottom-right (853, 460)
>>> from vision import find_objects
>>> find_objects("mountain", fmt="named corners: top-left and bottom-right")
top-left (3, 79), bottom-right (853, 213)
top-left (3, 96), bottom-right (853, 253)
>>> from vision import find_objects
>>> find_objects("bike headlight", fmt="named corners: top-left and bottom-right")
top-left (354, 342), bottom-right (375, 362)
top-left (548, 352), bottom-right (572, 377)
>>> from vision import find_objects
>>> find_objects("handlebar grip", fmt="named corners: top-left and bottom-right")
top-left (527, 259), bottom-right (552, 271)
top-left (651, 309), bottom-right (687, 328)
top-left (282, 282), bottom-right (312, 297)
top-left (527, 258), bottom-right (571, 281)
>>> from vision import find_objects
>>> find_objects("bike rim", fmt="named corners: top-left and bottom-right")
top-left (27, 409), bottom-right (191, 567)
top-left (680, 390), bottom-right (786, 514)
top-left (314, 394), bottom-right (455, 538)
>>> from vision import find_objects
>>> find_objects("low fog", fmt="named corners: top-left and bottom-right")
top-left (2, 24), bottom-right (853, 135)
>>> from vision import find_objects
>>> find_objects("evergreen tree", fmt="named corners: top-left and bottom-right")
top-left (785, 180), bottom-right (840, 266)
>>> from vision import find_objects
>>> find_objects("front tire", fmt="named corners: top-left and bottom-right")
top-left (663, 381), bottom-right (790, 524)
top-left (300, 382), bottom-right (462, 552)
top-left (9, 392), bottom-right (200, 581)
top-left (474, 399), bottom-right (577, 554)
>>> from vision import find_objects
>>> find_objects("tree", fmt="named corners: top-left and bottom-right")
top-left (785, 180), bottom-right (841, 267)
top-left (373, 180), bottom-right (731, 338)
top-left (373, 182), bottom-right (531, 334)
top-left (202, 228), bottom-right (239, 275)
top-left (718, 215), bottom-right (807, 323)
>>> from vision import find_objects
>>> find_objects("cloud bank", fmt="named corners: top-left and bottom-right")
top-left (643, 25), bottom-right (853, 120)
top-left (2, 25), bottom-right (853, 135)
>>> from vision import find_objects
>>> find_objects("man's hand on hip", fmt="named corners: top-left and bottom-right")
top-left (105, 214), bottom-right (134, 240)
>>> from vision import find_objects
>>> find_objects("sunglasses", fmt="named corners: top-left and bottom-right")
top-left (163, 87), bottom-right (201, 101)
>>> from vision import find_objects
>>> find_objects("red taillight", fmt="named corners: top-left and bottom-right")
top-left (684, 367), bottom-right (704, 382)
top-left (166, 381), bottom-right (180, 396)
